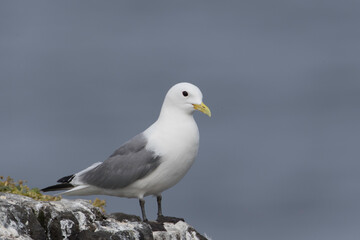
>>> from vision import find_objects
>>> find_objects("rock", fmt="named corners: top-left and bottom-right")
top-left (0, 193), bottom-right (207, 240)
top-left (109, 212), bottom-right (142, 222)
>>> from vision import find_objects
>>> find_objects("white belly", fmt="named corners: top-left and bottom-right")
top-left (131, 143), bottom-right (198, 197)
top-left (116, 117), bottom-right (200, 198)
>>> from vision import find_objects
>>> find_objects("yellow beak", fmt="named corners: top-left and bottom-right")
top-left (193, 102), bottom-right (211, 117)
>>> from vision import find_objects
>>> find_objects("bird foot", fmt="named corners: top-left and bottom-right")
top-left (156, 215), bottom-right (185, 223)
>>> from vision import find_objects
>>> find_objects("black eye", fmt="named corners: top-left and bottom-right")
top-left (182, 91), bottom-right (188, 97)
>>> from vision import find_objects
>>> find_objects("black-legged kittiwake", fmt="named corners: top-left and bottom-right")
top-left (42, 82), bottom-right (211, 221)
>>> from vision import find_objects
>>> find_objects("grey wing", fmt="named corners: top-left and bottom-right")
top-left (79, 133), bottom-right (161, 189)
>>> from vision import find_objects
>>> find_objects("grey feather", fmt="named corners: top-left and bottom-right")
top-left (79, 134), bottom-right (161, 189)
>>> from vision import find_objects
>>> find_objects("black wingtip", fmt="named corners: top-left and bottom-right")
top-left (41, 183), bottom-right (74, 192)
top-left (57, 174), bottom-right (75, 183)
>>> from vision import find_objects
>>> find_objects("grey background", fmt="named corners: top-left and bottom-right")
top-left (1, 1), bottom-right (360, 239)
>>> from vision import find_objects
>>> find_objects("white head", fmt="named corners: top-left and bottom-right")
top-left (159, 82), bottom-right (211, 118)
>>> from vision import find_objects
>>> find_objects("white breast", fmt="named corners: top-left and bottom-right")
top-left (129, 115), bottom-right (200, 197)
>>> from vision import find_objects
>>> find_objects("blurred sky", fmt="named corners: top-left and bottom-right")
top-left (1, 1), bottom-right (360, 239)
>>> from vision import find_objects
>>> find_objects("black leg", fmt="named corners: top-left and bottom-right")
top-left (157, 195), bottom-right (163, 218)
top-left (139, 199), bottom-right (148, 222)
top-left (156, 195), bottom-right (185, 223)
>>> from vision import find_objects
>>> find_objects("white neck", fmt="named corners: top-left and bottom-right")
top-left (144, 103), bottom-right (199, 156)
top-left (157, 102), bottom-right (195, 124)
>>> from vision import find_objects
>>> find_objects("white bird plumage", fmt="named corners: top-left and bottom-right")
top-left (42, 82), bottom-right (211, 221)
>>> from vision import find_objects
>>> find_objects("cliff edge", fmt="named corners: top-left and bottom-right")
top-left (0, 193), bottom-right (207, 240)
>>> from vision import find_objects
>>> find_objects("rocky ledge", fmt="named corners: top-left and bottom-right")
top-left (0, 193), bottom-right (207, 240)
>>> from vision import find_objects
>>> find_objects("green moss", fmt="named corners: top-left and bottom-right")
top-left (89, 198), bottom-right (106, 213)
top-left (1, 176), bottom-right (106, 212)
top-left (0, 176), bottom-right (60, 201)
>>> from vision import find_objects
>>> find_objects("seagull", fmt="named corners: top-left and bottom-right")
top-left (42, 82), bottom-right (211, 222)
